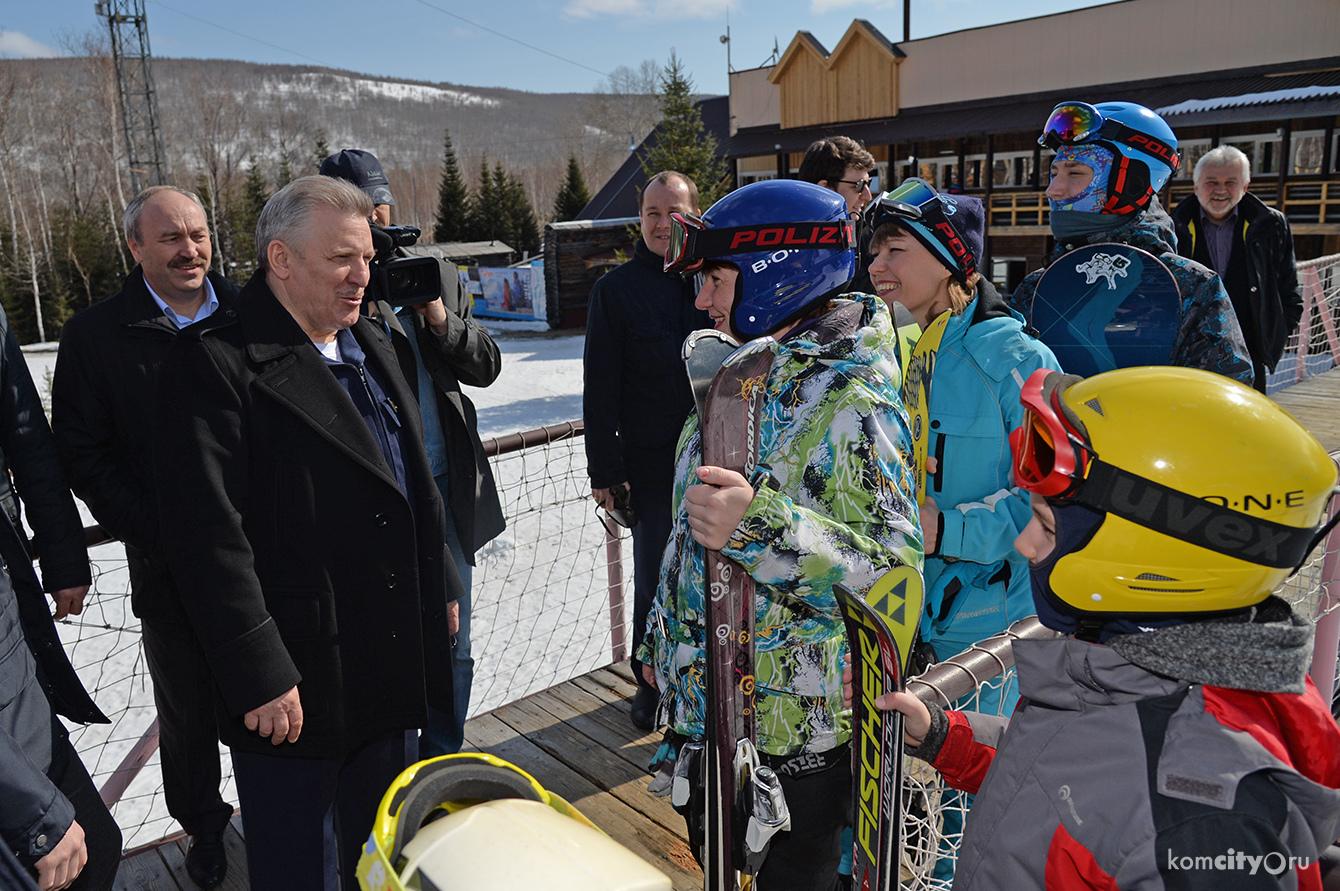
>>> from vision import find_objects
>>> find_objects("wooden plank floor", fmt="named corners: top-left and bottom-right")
top-left (112, 367), bottom-right (1340, 889)
top-left (114, 662), bottom-right (699, 890)
top-left (1273, 367), bottom-right (1340, 453)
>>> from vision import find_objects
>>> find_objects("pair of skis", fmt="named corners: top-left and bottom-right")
top-left (683, 329), bottom-right (922, 891)
top-left (683, 329), bottom-right (789, 891)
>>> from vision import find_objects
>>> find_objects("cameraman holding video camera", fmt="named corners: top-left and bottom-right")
top-left (319, 150), bottom-right (505, 758)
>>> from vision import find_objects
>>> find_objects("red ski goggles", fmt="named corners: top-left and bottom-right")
top-left (866, 178), bottom-right (975, 281)
top-left (1038, 102), bottom-right (1179, 171)
top-left (664, 211), bottom-right (856, 275)
top-left (1010, 369), bottom-right (1093, 498)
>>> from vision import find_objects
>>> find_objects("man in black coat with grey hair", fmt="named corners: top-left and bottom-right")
top-left (154, 175), bottom-right (460, 891)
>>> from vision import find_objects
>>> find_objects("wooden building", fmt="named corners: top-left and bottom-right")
top-left (582, 0), bottom-right (1340, 300)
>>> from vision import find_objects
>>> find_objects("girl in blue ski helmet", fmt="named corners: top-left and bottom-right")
top-left (664, 179), bottom-right (857, 339)
top-left (644, 178), bottom-right (922, 891)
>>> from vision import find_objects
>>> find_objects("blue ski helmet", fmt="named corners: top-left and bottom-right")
top-left (1039, 101), bottom-right (1180, 215)
top-left (665, 180), bottom-right (857, 339)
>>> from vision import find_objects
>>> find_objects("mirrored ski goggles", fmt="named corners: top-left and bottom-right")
top-left (664, 211), bottom-right (856, 275)
top-left (1038, 102), bottom-right (1179, 171)
top-left (866, 178), bottom-right (976, 281)
top-left (1010, 369), bottom-right (1093, 498)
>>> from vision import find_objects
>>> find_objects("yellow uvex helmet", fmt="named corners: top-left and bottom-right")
top-left (1013, 366), bottom-right (1337, 617)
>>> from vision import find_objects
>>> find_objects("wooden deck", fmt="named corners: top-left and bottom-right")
top-left (1272, 367), bottom-right (1340, 454)
top-left (113, 662), bottom-right (700, 890)
top-left (112, 367), bottom-right (1340, 890)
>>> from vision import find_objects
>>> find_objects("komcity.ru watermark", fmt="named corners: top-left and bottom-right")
top-left (1165, 849), bottom-right (1310, 875)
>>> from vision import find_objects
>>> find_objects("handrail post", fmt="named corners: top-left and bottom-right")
top-left (1308, 457), bottom-right (1340, 704)
top-left (605, 523), bottom-right (628, 664)
top-left (99, 717), bottom-right (160, 807)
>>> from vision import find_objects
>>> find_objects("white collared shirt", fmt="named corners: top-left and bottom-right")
top-left (144, 274), bottom-right (220, 329)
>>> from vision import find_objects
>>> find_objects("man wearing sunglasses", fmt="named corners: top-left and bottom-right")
top-left (1010, 101), bottom-right (1252, 385)
top-left (799, 136), bottom-right (878, 294)
top-left (847, 364), bottom-right (1340, 890)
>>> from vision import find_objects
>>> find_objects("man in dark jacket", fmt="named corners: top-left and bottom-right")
top-left (583, 170), bottom-right (708, 730)
top-left (1172, 145), bottom-right (1303, 392)
top-left (52, 185), bottom-right (237, 889)
top-left (154, 175), bottom-right (461, 890)
top-left (0, 303), bottom-right (120, 891)
top-left (319, 148), bottom-right (505, 757)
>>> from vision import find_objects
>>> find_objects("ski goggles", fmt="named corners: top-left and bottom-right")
top-left (664, 211), bottom-right (856, 275)
top-left (1038, 102), bottom-right (1179, 171)
top-left (866, 178), bottom-right (975, 282)
top-left (1010, 369), bottom-right (1093, 498)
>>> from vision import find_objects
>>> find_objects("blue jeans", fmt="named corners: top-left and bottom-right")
top-left (421, 473), bottom-right (473, 758)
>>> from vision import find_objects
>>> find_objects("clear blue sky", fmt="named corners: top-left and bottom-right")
top-left (3, 0), bottom-right (1122, 95)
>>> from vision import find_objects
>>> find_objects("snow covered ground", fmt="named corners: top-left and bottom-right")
top-left (23, 320), bottom-right (587, 437)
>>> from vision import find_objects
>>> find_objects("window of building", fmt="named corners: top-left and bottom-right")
top-left (990, 152), bottom-right (1036, 188)
top-left (1176, 140), bottom-right (1212, 180)
top-left (1291, 131), bottom-right (1327, 175)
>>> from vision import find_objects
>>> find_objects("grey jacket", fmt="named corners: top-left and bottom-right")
top-left (919, 601), bottom-right (1340, 889)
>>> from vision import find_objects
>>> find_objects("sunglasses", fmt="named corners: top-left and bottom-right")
top-left (835, 177), bottom-right (873, 193)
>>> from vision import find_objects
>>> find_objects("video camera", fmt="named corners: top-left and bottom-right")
top-left (369, 224), bottom-right (443, 308)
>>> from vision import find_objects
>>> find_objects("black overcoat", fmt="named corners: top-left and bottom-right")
top-left (155, 272), bottom-right (457, 759)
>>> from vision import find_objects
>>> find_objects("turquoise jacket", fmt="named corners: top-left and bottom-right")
top-left (919, 281), bottom-right (1061, 658)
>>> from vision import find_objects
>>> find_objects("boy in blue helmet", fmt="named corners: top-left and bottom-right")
top-left (1010, 100), bottom-right (1253, 384)
top-left (638, 179), bottom-right (923, 891)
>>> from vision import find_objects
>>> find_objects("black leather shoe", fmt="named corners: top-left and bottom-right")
top-left (185, 831), bottom-right (228, 889)
top-left (630, 685), bottom-right (659, 731)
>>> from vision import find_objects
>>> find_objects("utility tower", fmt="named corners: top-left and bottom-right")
top-left (96, 0), bottom-right (169, 192)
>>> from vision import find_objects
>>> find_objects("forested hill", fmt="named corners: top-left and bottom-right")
top-left (0, 55), bottom-right (659, 343)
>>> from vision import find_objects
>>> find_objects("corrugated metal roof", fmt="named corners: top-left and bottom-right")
top-left (1159, 84), bottom-right (1340, 116)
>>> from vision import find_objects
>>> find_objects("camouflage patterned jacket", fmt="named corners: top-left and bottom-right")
top-left (637, 292), bottom-right (923, 757)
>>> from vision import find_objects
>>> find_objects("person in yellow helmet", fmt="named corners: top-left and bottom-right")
top-left (848, 365), bottom-right (1340, 889)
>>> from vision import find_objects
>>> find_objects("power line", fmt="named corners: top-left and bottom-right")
top-left (148, 0), bottom-right (613, 85)
top-left (408, 0), bottom-right (611, 80)
top-left (147, 0), bottom-right (339, 68)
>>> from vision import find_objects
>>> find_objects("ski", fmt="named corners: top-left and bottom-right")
top-left (837, 565), bottom-right (924, 891)
top-left (689, 334), bottom-right (788, 891)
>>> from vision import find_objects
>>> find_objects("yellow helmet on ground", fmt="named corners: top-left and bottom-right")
top-left (1011, 366), bottom-right (1338, 619)
top-left (358, 753), bottom-right (671, 891)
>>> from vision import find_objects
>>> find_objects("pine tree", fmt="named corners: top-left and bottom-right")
top-left (552, 155), bottom-right (591, 222)
top-left (233, 157), bottom-right (270, 280)
top-left (466, 157), bottom-right (500, 242)
top-left (277, 157), bottom-right (295, 189)
top-left (433, 129), bottom-right (472, 242)
top-left (503, 170), bottom-right (541, 256)
top-left (313, 133), bottom-right (332, 172)
top-left (639, 52), bottom-right (728, 206)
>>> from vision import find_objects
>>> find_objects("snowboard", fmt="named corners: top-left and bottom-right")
top-left (1027, 243), bottom-right (1180, 377)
